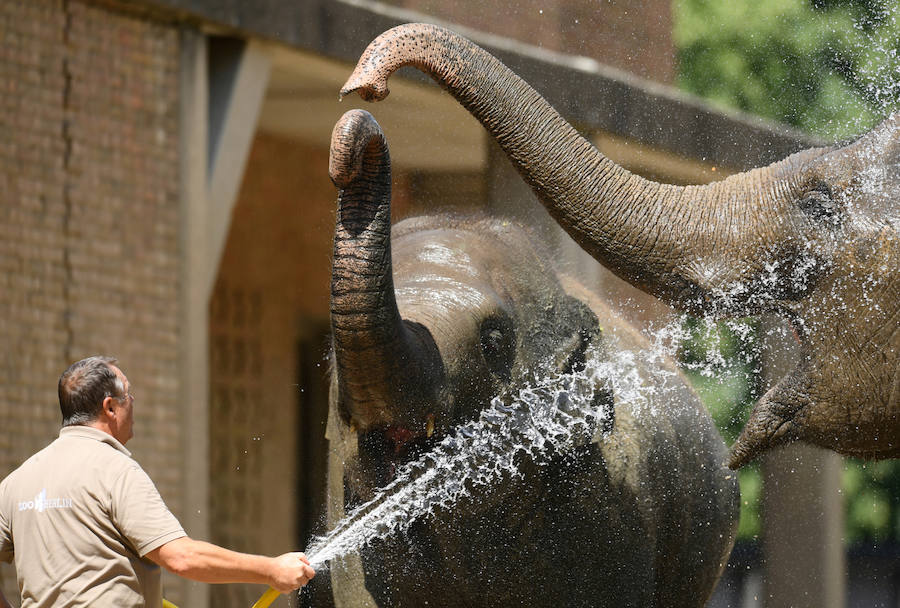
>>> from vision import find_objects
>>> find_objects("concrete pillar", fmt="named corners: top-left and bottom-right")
top-left (206, 37), bottom-right (272, 292)
top-left (178, 28), bottom-right (271, 607)
top-left (759, 316), bottom-right (845, 608)
top-left (178, 27), bottom-right (212, 608)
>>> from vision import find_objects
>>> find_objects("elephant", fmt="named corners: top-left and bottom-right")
top-left (340, 23), bottom-right (900, 468)
top-left (322, 108), bottom-right (738, 607)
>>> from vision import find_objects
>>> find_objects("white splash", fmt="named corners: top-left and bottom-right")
top-left (303, 344), bottom-right (670, 571)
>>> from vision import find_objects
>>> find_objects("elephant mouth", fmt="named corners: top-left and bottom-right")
top-left (361, 424), bottom-right (440, 487)
top-left (386, 424), bottom-right (435, 463)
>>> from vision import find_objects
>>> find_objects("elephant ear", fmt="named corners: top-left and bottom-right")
top-left (728, 367), bottom-right (811, 468)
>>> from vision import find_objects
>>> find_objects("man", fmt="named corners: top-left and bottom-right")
top-left (0, 356), bottom-right (315, 607)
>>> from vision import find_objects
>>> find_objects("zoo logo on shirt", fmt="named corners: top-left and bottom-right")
top-left (18, 488), bottom-right (72, 512)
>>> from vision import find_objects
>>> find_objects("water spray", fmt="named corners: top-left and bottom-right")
top-left (302, 346), bottom-right (637, 571)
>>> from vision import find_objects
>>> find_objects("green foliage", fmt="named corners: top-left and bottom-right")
top-left (679, 317), bottom-right (759, 445)
top-left (678, 317), bottom-right (762, 538)
top-left (674, 0), bottom-right (900, 543)
top-left (843, 459), bottom-right (900, 542)
top-left (674, 0), bottom-right (900, 140)
top-left (736, 464), bottom-right (762, 540)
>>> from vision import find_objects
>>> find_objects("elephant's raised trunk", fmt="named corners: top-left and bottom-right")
top-left (330, 109), bottom-right (442, 431)
top-left (342, 24), bottom-right (828, 318)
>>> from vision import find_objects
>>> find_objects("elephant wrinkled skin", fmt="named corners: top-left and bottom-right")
top-left (341, 23), bottom-right (900, 468)
top-left (324, 109), bottom-right (738, 607)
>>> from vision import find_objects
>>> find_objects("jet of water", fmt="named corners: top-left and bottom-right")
top-left (304, 347), bottom-right (626, 571)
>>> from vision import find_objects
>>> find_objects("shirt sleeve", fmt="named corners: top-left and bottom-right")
top-left (109, 463), bottom-right (186, 557)
top-left (0, 480), bottom-right (13, 563)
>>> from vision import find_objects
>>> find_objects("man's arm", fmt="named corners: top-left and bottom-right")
top-left (0, 587), bottom-right (11, 608)
top-left (146, 537), bottom-right (315, 593)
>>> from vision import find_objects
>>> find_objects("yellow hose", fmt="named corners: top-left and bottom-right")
top-left (251, 587), bottom-right (280, 608)
top-left (162, 586), bottom-right (278, 608)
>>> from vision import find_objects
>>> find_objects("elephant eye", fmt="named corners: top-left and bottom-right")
top-left (479, 317), bottom-right (516, 382)
top-left (798, 181), bottom-right (839, 225)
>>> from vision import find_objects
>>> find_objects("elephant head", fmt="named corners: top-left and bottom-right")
top-left (341, 23), bottom-right (900, 468)
top-left (325, 108), bottom-right (738, 607)
top-left (329, 109), bottom-right (604, 455)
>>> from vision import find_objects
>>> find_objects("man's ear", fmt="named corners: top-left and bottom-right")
top-left (101, 396), bottom-right (117, 418)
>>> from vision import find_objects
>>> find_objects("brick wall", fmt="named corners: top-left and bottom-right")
top-left (390, 0), bottom-right (676, 84)
top-left (0, 0), bottom-right (181, 602)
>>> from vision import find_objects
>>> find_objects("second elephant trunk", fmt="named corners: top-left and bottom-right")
top-left (329, 109), bottom-right (442, 431)
top-left (341, 23), bottom-right (828, 318)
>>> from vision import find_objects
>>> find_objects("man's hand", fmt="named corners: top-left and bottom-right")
top-left (267, 552), bottom-right (315, 593)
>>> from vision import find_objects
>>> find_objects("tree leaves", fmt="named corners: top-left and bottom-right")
top-left (674, 0), bottom-right (899, 140)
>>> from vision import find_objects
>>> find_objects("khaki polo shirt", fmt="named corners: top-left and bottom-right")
top-left (0, 426), bottom-right (186, 607)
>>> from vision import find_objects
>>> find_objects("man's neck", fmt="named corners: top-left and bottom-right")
top-left (83, 420), bottom-right (122, 444)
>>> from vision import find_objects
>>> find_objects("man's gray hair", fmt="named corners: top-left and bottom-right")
top-left (58, 356), bottom-right (125, 427)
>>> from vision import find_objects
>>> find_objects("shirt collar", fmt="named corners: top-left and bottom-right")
top-left (59, 425), bottom-right (131, 457)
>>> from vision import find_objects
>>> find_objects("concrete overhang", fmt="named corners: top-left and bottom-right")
top-left (261, 46), bottom-right (487, 172)
top-left (128, 0), bottom-right (820, 173)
